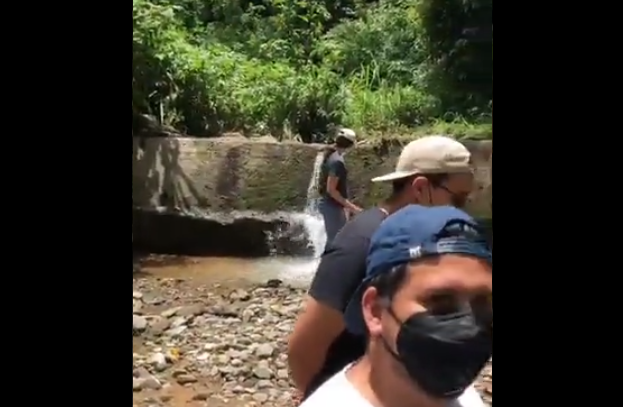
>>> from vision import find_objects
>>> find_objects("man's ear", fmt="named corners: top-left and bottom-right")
top-left (411, 176), bottom-right (428, 202)
top-left (362, 287), bottom-right (383, 337)
top-left (411, 175), bottom-right (428, 190)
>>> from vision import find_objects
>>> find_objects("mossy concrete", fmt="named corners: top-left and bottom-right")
top-left (132, 137), bottom-right (492, 218)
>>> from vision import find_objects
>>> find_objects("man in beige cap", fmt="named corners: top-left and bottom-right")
top-left (318, 128), bottom-right (362, 251)
top-left (289, 135), bottom-right (478, 402)
top-left (370, 135), bottom-right (474, 207)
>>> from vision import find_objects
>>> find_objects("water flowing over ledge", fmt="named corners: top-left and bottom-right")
top-left (133, 151), bottom-right (328, 261)
top-left (132, 208), bottom-right (321, 257)
top-left (133, 138), bottom-right (491, 278)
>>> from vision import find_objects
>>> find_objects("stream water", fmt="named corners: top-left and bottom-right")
top-left (140, 152), bottom-right (492, 287)
top-left (141, 152), bottom-right (327, 287)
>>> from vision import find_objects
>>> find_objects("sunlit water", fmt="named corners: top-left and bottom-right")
top-left (139, 149), bottom-right (492, 287)
top-left (141, 256), bottom-right (321, 288)
top-left (140, 151), bottom-right (328, 287)
top-left (281, 151), bottom-right (326, 281)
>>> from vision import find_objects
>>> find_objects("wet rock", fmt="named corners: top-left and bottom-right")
top-left (191, 392), bottom-right (210, 401)
top-left (132, 378), bottom-right (143, 392)
top-left (253, 392), bottom-right (269, 403)
top-left (229, 289), bottom-right (250, 301)
top-left (264, 279), bottom-right (282, 288)
top-left (164, 325), bottom-right (187, 337)
top-left (255, 343), bottom-right (274, 358)
top-left (133, 300), bottom-right (143, 314)
top-left (133, 375), bottom-right (162, 391)
top-left (148, 317), bottom-right (170, 336)
top-left (253, 362), bottom-right (273, 379)
top-left (161, 306), bottom-right (182, 318)
top-left (175, 373), bottom-right (197, 385)
top-left (132, 209), bottom-right (313, 257)
top-left (207, 304), bottom-right (240, 318)
top-left (133, 315), bottom-right (148, 334)
top-left (177, 304), bottom-right (205, 317)
top-left (147, 352), bottom-right (168, 372)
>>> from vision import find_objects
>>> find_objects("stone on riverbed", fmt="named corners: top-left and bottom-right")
top-left (133, 315), bottom-right (148, 334)
top-left (132, 275), bottom-right (492, 407)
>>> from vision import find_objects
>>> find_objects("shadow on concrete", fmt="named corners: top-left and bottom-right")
top-left (215, 145), bottom-right (242, 209)
top-left (132, 135), bottom-right (207, 210)
top-left (133, 137), bottom-right (312, 257)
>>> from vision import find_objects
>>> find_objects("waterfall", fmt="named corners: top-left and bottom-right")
top-left (292, 151), bottom-right (327, 258)
top-left (273, 151), bottom-right (327, 282)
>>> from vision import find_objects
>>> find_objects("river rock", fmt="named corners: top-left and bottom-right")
top-left (133, 315), bottom-right (147, 333)
top-left (147, 352), bottom-right (168, 372)
top-left (132, 273), bottom-right (492, 407)
top-left (255, 343), bottom-right (274, 358)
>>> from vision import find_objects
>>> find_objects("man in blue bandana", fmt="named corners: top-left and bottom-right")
top-left (299, 205), bottom-right (492, 407)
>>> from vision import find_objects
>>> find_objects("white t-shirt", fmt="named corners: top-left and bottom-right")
top-left (300, 365), bottom-right (485, 407)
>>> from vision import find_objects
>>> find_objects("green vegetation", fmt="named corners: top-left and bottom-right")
top-left (132, 0), bottom-right (492, 142)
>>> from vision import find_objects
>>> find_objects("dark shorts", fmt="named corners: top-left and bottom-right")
top-left (318, 200), bottom-right (346, 250)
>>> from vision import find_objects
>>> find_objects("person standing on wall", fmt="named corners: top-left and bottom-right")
top-left (318, 128), bottom-right (362, 250)
top-left (288, 136), bottom-right (478, 401)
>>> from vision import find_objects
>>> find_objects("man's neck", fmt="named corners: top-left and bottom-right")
top-left (380, 198), bottom-right (410, 216)
top-left (381, 196), bottom-right (435, 215)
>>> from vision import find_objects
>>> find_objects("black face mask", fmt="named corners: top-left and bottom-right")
top-left (381, 307), bottom-right (492, 399)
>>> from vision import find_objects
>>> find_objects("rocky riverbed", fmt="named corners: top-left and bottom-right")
top-left (133, 275), bottom-right (492, 407)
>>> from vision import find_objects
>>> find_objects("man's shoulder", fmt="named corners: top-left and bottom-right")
top-left (310, 208), bottom-right (384, 305)
top-left (334, 208), bottom-right (385, 243)
top-left (328, 151), bottom-right (344, 162)
top-left (325, 151), bottom-right (344, 166)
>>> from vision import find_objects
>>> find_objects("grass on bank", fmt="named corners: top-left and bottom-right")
top-left (325, 120), bottom-right (492, 144)
top-left (262, 119), bottom-right (492, 145)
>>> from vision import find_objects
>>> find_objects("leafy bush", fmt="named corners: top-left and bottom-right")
top-left (132, 0), bottom-right (492, 141)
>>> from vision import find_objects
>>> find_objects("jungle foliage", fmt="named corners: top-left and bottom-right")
top-left (132, 0), bottom-right (492, 142)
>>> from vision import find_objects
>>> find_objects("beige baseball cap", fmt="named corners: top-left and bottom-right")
top-left (371, 135), bottom-right (472, 182)
top-left (336, 128), bottom-right (357, 143)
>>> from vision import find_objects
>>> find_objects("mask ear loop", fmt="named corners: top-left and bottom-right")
top-left (370, 265), bottom-right (408, 359)
top-left (427, 184), bottom-right (434, 205)
top-left (374, 293), bottom-right (408, 364)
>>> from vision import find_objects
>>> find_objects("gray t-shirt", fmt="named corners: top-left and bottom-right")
top-left (305, 208), bottom-right (386, 397)
top-left (320, 151), bottom-right (348, 206)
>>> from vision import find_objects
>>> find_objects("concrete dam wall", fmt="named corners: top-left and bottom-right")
top-left (132, 136), bottom-right (492, 256)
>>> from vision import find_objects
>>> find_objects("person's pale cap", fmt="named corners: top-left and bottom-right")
top-left (336, 128), bottom-right (357, 143)
top-left (371, 135), bottom-right (472, 182)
